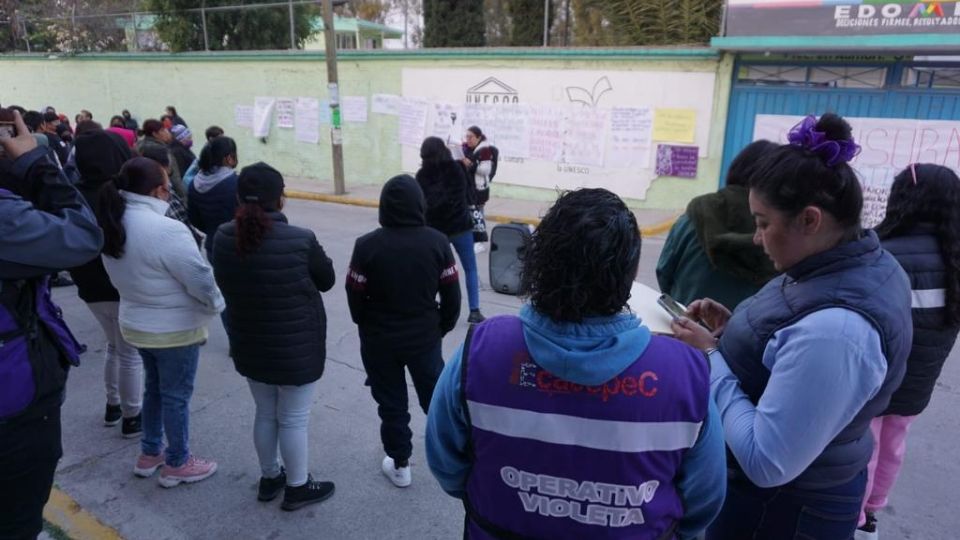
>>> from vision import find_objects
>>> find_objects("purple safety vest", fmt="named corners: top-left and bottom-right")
top-left (1, 277), bottom-right (84, 418)
top-left (461, 316), bottom-right (710, 540)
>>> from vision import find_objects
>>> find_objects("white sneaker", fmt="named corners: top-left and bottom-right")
top-left (474, 243), bottom-right (486, 254)
top-left (854, 529), bottom-right (878, 540)
top-left (381, 456), bottom-right (411, 488)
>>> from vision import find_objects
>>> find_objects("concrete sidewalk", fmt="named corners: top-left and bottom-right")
top-left (283, 177), bottom-right (681, 235)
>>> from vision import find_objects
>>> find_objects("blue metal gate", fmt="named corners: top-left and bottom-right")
top-left (721, 59), bottom-right (960, 180)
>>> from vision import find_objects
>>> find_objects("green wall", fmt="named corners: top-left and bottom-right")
top-left (0, 49), bottom-right (732, 210)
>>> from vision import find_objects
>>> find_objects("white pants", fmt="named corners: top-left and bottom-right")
top-left (247, 379), bottom-right (318, 487)
top-left (87, 302), bottom-right (142, 417)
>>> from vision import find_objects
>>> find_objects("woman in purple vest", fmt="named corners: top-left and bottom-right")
top-left (672, 114), bottom-right (913, 539)
top-left (427, 188), bottom-right (727, 539)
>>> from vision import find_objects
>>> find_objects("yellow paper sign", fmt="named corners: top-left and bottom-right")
top-left (653, 108), bottom-right (697, 144)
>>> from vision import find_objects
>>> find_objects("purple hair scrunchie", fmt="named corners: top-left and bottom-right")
top-left (787, 115), bottom-right (861, 167)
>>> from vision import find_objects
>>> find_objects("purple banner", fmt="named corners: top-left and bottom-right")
top-left (655, 145), bottom-right (699, 179)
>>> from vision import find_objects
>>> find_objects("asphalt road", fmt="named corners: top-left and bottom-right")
top-left (50, 199), bottom-right (959, 539)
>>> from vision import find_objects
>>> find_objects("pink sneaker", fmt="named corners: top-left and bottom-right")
top-left (133, 453), bottom-right (165, 478)
top-left (158, 455), bottom-right (218, 488)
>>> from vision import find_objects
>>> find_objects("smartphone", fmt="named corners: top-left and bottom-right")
top-left (657, 294), bottom-right (687, 321)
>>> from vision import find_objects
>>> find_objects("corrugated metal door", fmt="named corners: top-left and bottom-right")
top-left (720, 61), bottom-right (960, 179)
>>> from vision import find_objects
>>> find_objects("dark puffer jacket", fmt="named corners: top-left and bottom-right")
top-left (416, 160), bottom-right (473, 238)
top-left (882, 224), bottom-right (960, 416)
top-left (211, 213), bottom-right (336, 386)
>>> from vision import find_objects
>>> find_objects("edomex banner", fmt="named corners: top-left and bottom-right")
top-left (725, 0), bottom-right (960, 36)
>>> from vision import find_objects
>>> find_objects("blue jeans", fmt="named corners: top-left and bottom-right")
top-left (708, 468), bottom-right (867, 540)
top-left (139, 344), bottom-right (200, 467)
top-left (450, 231), bottom-right (480, 311)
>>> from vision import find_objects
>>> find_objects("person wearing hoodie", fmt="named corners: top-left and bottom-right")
top-left (182, 126), bottom-right (225, 190)
top-left (67, 129), bottom-right (143, 438)
top-left (188, 137), bottom-right (239, 257)
top-left (426, 188), bottom-right (725, 539)
top-left (416, 137), bottom-right (485, 324)
top-left (346, 175), bottom-right (461, 489)
top-left (657, 140), bottom-right (778, 311)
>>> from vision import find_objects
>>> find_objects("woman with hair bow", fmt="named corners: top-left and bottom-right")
top-left (671, 113), bottom-right (913, 539)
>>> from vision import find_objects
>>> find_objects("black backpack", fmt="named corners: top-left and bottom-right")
top-left (489, 145), bottom-right (499, 181)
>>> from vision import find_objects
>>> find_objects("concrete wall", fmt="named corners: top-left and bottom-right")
top-left (0, 49), bottom-right (733, 209)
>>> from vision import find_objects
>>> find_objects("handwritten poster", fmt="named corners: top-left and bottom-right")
top-left (398, 98), bottom-right (429, 147)
top-left (609, 107), bottom-right (654, 169)
top-left (430, 103), bottom-right (463, 144)
top-left (563, 107), bottom-right (607, 167)
top-left (234, 105), bottom-right (253, 129)
top-left (527, 105), bottom-right (565, 162)
top-left (294, 97), bottom-right (320, 144)
top-left (754, 114), bottom-right (960, 227)
top-left (653, 108), bottom-right (697, 143)
top-left (372, 94), bottom-right (402, 116)
top-left (342, 96), bottom-right (368, 123)
top-left (655, 145), bottom-right (699, 178)
top-left (276, 98), bottom-right (295, 129)
top-left (252, 97), bottom-right (276, 138)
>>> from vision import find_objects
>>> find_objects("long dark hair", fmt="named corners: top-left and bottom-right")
top-left (876, 164), bottom-right (960, 324)
top-left (97, 157), bottom-right (166, 258)
top-left (139, 119), bottom-right (163, 138)
top-left (749, 113), bottom-right (863, 232)
top-left (420, 136), bottom-right (452, 167)
top-left (726, 140), bottom-right (777, 187)
top-left (235, 200), bottom-right (278, 258)
top-left (519, 188), bottom-right (641, 322)
top-left (198, 136), bottom-right (237, 174)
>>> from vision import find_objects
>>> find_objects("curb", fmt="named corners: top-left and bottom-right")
top-left (285, 190), bottom-right (677, 236)
top-left (43, 487), bottom-right (123, 540)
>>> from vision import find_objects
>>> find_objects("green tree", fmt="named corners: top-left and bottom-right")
top-left (146, 0), bottom-right (321, 52)
top-left (601, 0), bottom-right (721, 46)
top-left (506, 0), bottom-right (552, 46)
top-left (423, 0), bottom-right (485, 47)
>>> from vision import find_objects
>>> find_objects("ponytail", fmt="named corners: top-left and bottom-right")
top-left (199, 136), bottom-right (237, 174)
top-left (235, 202), bottom-right (273, 258)
top-left (97, 180), bottom-right (127, 258)
top-left (97, 157), bottom-right (167, 259)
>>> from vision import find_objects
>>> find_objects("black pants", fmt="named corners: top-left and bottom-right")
top-left (0, 408), bottom-right (62, 540)
top-left (360, 338), bottom-right (444, 463)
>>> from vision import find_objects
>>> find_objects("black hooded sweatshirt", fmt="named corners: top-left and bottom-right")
top-left (346, 175), bottom-right (461, 349)
top-left (68, 130), bottom-right (131, 303)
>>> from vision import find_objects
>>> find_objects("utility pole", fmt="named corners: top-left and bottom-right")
top-left (288, 0), bottom-right (295, 50)
top-left (542, 0), bottom-right (550, 47)
top-left (322, 0), bottom-right (346, 195)
top-left (201, 0), bottom-right (209, 50)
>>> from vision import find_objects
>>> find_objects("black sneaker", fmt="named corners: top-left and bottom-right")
top-left (121, 414), bottom-right (142, 439)
top-left (258, 468), bottom-right (286, 502)
top-left (104, 404), bottom-right (122, 427)
top-left (467, 310), bottom-right (486, 324)
top-left (281, 475), bottom-right (335, 511)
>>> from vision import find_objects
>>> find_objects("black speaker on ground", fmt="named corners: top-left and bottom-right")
top-left (489, 223), bottom-right (532, 296)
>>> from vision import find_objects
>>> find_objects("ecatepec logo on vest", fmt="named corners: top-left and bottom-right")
top-left (509, 352), bottom-right (659, 401)
top-left (833, 2), bottom-right (960, 29)
top-left (500, 466), bottom-right (660, 527)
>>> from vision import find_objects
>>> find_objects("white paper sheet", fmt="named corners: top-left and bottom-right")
top-left (294, 97), bottom-right (320, 144)
top-left (276, 98), bottom-right (295, 129)
top-left (372, 94), bottom-right (402, 116)
top-left (234, 105), bottom-right (253, 128)
top-left (252, 97), bottom-right (276, 138)
top-left (398, 98), bottom-right (429, 147)
top-left (342, 96), bottom-right (368, 123)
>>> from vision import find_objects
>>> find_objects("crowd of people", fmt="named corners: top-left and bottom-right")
top-left (0, 104), bottom-right (957, 540)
